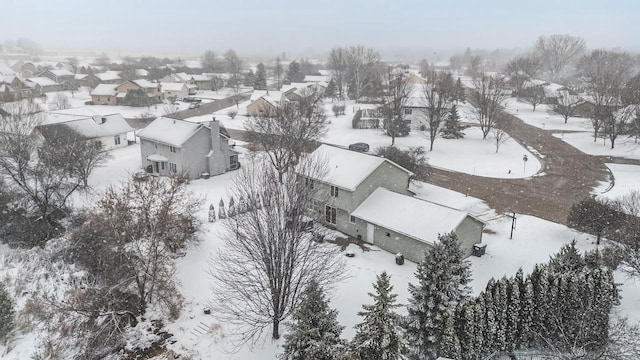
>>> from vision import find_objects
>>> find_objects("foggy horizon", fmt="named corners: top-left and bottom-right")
top-left (2, 0), bottom-right (639, 61)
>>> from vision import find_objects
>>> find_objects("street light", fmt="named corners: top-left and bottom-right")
top-left (522, 154), bottom-right (529, 174)
top-left (504, 208), bottom-right (516, 239)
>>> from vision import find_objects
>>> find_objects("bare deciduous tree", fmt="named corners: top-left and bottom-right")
top-left (345, 45), bottom-right (381, 103)
top-left (224, 49), bottom-right (243, 94)
top-left (49, 92), bottom-right (72, 111)
top-left (208, 157), bottom-right (345, 343)
top-left (491, 113), bottom-right (511, 154)
top-left (468, 72), bottom-right (510, 140)
top-left (244, 88), bottom-right (327, 182)
top-left (577, 50), bottom-right (635, 142)
top-left (608, 105), bottom-right (638, 149)
top-left (520, 85), bottom-right (546, 111)
top-left (504, 54), bottom-right (540, 95)
top-left (421, 71), bottom-right (454, 151)
top-left (553, 91), bottom-right (580, 124)
top-left (534, 34), bottom-right (586, 80)
top-left (380, 67), bottom-right (411, 146)
top-left (201, 49), bottom-right (217, 73)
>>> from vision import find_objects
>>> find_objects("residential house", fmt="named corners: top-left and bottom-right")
top-left (116, 79), bottom-right (163, 102)
top-left (93, 71), bottom-right (122, 84)
top-left (39, 69), bottom-right (75, 87)
top-left (160, 72), bottom-right (192, 83)
top-left (0, 61), bottom-right (16, 76)
top-left (247, 90), bottom-right (284, 117)
top-left (402, 84), bottom-right (430, 129)
top-left (136, 117), bottom-right (239, 179)
top-left (24, 77), bottom-right (62, 94)
top-left (0, 83), bottom-right (15, 102)
top-left (90, 84), bottom-right (119, 105)
top-left (161, 82), bottom-right (189, 100)
top-left (304, 144), bottom-right (483, 262)
top-left (43, 112), bottom-right (134, 151)
top-left (304, 75), bottom-right (331, 84)
top-left (0, 75), bottom-right (29, 99)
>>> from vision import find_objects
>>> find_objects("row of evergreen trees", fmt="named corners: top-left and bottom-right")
top-left (280, 235), bottom-right (619, 360)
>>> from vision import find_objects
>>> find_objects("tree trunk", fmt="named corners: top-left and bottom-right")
top-left (272, 319), bottom-right (280, 339)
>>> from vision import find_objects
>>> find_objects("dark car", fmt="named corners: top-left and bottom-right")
top-left (182, 97), bottom-right (202, 103)
top-left (348, 142), bottom-right (370, 152)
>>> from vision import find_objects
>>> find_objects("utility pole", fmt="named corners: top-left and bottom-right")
top-left (504, 208), bottom-right (516, 239)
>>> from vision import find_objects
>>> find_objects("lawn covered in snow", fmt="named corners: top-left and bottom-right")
top-left (594, 163), bottom-right (640, 199)
top-left (215, 100), bottom-right (543, 179)
top-left (553, 132), bottom-right (640, 159)
top-left (504, 99), bottom-right (592, 132)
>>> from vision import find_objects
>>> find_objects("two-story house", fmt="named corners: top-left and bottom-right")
top-left (136, 117), bottom-right (239, 179)
top-left (116, 79), bottom-right (163, 102)
top-left (304, 144), bottom-right (484, 262)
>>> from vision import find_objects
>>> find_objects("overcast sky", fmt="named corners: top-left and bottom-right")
top-left (1, 0), bottom-right (638, 58)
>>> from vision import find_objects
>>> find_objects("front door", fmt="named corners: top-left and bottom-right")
top-left (366, 223), bottom-right (374, 244)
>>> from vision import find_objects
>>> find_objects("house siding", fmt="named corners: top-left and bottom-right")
top-left (247, 98), bottom-right (277, 117)
top-left (97, 133), bottom-right (129, 151)
top-left (453, 216), bottom-right (485, 257)
top-left (91, 95), bottom-right (117, 105)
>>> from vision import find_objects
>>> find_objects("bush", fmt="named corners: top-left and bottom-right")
top-left (352, 109), bottom-right (362, 129)
top-left (227, 108), bottom-right (238, 119)
top-left (0, 282), bottom-right (14, 341)
top-left (332, 104), bottom-right (345, 117)
top-left (376, 145), bottom-right (429, 180)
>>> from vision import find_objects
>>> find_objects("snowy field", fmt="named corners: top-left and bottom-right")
top-left (553, 132), bottom-right (640, 159)
top-left (504, 99), bottom-right (593, 132)
top-left (216, 100), bottom-right (543, 179)
top-left (193, 86), bottom-right (253, 100)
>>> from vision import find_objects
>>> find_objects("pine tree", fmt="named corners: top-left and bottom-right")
top-left (438, 309), bottom-right (462, 360)
top-left (481, 283), bottom-right (497, 354)
top-left (280, 280), bottom-right (346, 360)
top-left (254, 63), bottom-right (267, 90)
top-left (454, 77), bottom-right (466, 102)
top-left (440, 105), bottom-right (466, 139)
top-left (519, 279), bottom-right (535, 348)
top-left (403, 235), bottom-right (469, 360)
top-left (244, 69), bottom-right (256, 87)
top-left (218, 199), bottom-right (226, 219)
top-left (548, 240), bottom-right (586, 274)
top-left (285, 61), bottom-right (304, 84)
top-left (505, 277), bottom-right (521, 351)
top-left (351, 271), bottom-right (403, 360)
top-left (456, 301), bottom-right (480, 360)
top-left (439, 232), bottom-right (472, 297)
top-left (325, 78), bottom-right (337, 101)
top-left (493, 278), bottom-right (508, 351)
top-left (0, 283), bottom-right (14, 341)
top-left (228, 197), bottom-right (236, 217)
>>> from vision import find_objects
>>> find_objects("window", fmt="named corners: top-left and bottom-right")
top-left (230, 154), bottom-right (239, 169)
top-left (161, 162), bottom-right (165, 170)
top-left (107, 96), bottom-right (111, 101)
top-left (114, 135), bottom-right (121, 145)
top-left (170, 162), bottom-right (177, 172)
top-left (305, 177), bottom-right (314, 189)
top-left (404, 108), bottom-right (412, 115)
top-left (330, 185), bottom-right (339, 198)
top-left (350, 215), bottom-right (356, 224)
top-left (170, 146), bottom-right (176, 153)
top-left (325, 205), bottom-right (336, 224)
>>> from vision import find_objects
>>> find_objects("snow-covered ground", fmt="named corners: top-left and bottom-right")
top-left (594, 163), bottom-right (640, 199)
top-left (193, 86), bottom-right (252, 100)
top-left (504, 99), bottom-right (593, 132)
top-left (553, 132), bottom-right (640, 160)
top-left (215, 100), bottom-right (543, 179)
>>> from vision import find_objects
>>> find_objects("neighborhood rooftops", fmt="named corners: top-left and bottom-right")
top-left (91, 83), bottom-right (118, 96)
top-left (351, 188), bottom-right (469, 245)
top-left (136, 116), bottom-right (206, 147)
top-left (306, 144), bottom-right (412, 191)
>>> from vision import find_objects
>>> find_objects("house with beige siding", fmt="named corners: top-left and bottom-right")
top-left (90, 84), bottom-right (118, 105)
top-left (136, 117), bottom-right (239, 179)
top-left (304, 144), bottom-right (484, 261)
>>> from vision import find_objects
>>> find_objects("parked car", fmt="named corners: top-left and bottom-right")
top-left (182, 97), bottom-right (202, 103)
top-left (188, 102), bottom-right (200, 109)
top-left (348, 142), bottom-right (370, 152)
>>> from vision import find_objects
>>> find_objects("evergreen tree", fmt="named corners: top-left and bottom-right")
top-left (456, 301), bottom-right (481, 360)
top-left (351, 271), bottom-right (403, 360)
top-left (440, 105), bottom-right (466, 139)
top-left (454, 77), bottom-right (466, 102)
top-left (519, 278), bottom-right (535, 348)
top-left (325, 78), bottom-right (337, 101)
top-left (505, 277), bottom-right (521, 351)
top-left (254, 63), bottom-right (267, 90)
top-left (244, 69), bottom-right (256, 87)
top-left (403, 234), bottom-right (470, 360)
top-left (548, 240), bottom-right (586, 274)
top-left (440, 232), bottom-right (472, 297)
top-left (438, 309), bottom-right (462, 360)
top-left (492, 278), bottom-right (508, 351)
top-left (285, 61), bottom-right (304, 84)
top-left (0, 283), bottom-right (14, 341)
top-left (280, 280), bottom-right (346, 360)
top-left (481, 282), bottom-right (497, 354)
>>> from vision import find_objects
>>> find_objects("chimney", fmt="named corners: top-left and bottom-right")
top-left (209, 116), bottom-right (220, 138)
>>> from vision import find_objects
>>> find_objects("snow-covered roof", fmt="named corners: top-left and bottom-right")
top-left (147, 153), bottom-right (168, 162)
top-left (42, 113), bottom-right (133, 138)
top-left (318, 69), bottom-right (331, 77)
top-left (136, 117), bottom-right (205, 147)
top-left (160, 82), bottom-right (187, 91)
top-left (132, 79), bottom-right (157, 89)
top-left (91, 83), bottom-right (118, 96)
top-left (94, 71), bottom-right (121, 82)
top-left (190, 74), bottom-right (213, 82)
top-left (250, 90), bottom-right (283, 101)
top-left (47, 69), bottom-right (74, 77)
top-left (0, 75), bottom-right (20, 84)
top-left (351, 188), bottom-right (469, 245)
top-left (0, 84), bottom-right (14, 92)
top-left (75, 74), bottom-right (88, 80)
top-left (135, 69), bottom-right (149, 77)
top-left (306, 144), bottom-right (411, 191)
top-left (25, 77), bottom-right (58, 87)
top-left (0, 61), bottom-right (17, 75)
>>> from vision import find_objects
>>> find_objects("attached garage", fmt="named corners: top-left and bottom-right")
top-left (350, 188), bottom-right (484, 263)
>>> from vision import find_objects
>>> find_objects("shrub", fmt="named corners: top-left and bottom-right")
top-left (352, 109), bottom-right (362, 129)
top-left (227, 108), bottom-right (238, 119)
top-left (0, 282), bottom-right (14, 340)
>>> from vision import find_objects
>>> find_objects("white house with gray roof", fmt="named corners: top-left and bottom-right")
top-left (304, 144), bottom-right (483, 261)
top-left (44, 112), bottom-right (134, 151)
top-left (136, 117), bottom-right (239, 179)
